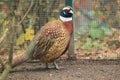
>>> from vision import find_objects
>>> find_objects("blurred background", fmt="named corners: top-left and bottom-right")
top-left (0, 0), bottom-right (120, 61)
top-left (74, 0), bottom-right (120, 59)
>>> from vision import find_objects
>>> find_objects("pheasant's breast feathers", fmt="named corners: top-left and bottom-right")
top-left (33, 20), bottom-right (71, 62)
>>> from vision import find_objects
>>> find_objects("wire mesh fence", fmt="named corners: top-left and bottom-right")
top-left (74, 0), bottom-right (120, 59)
top-left (0, 0), bottom-right (120, 60)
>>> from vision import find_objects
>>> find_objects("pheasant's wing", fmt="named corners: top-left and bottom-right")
top-left (33, 20), bottom-right (70, 61)
top-left (33, 34), bottom-right (55, 59)
top-left (33, 27), bottom-right (56, 59)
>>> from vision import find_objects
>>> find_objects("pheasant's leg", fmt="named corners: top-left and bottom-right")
top-left (45, 63), bottom-right (49, 69)
top-left (53, 61), bottom-right (59, 70)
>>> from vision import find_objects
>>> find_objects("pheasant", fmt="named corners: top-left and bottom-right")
top-left (0, 6), bottom-right (73, 70)
top-left (33, 6), bottom-right (73, 69)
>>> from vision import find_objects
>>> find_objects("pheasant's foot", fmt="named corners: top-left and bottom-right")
top-left (45, 62), bottom-right (63, 70)
top-left (53, 61), bottom-right (60, 70)
top-left (45, 63), bottom-right (50, 69)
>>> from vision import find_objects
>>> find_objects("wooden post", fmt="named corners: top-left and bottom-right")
top-left (66, 0), bottom-right (76, 60)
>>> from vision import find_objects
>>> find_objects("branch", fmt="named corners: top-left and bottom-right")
top-left (0, 57), bottom-right (4, 71)
top-left (0, 63), bottom-right (11, 80)
top-left (0, 41), bottom-right (14, 80)
top-left (0, 0), bottom-right (36, 70)
top-left (0, 28), bottom-right (8, 44)
top-left (18, 0), bottom-right (34, 25)
top-left (0, 18), bottom-right (15, 80)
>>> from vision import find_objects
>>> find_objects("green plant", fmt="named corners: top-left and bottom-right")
top-left (83, 38), bottom-right (100, 51)
top-left (89, 20), bottom-right (105, 40)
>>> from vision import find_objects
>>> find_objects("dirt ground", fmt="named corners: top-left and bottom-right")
top-left (6, 59), bottom-right (120, 80)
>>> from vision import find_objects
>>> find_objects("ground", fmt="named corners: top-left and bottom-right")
top-left (7, 59), bottom-right (120, 80)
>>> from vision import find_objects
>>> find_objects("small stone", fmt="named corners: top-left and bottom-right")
top-left (49, 73), bottom-right (53, 77)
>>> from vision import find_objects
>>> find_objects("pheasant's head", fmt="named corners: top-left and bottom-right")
top-left (60, 6), bottom-right (73, 22)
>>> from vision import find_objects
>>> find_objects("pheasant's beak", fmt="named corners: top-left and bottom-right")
top-left (69, 10), bottom-right (73, 14)
top-left (68, 7), bottom-right (73, 14)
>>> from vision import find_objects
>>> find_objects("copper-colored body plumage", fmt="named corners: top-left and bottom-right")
top-left (33, 20), bottom-right (72, 63)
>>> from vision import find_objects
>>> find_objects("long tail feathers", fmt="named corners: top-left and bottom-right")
top-left (12, 53), bottom-right (30, 68)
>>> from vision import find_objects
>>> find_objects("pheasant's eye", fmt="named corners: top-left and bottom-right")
top-left (62, 9), bottom-right (69, 15)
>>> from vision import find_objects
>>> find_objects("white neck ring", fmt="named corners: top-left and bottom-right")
top-left (59, 16), bottom-right (72, 22)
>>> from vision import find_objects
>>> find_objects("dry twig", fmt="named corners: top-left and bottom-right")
top-left (0, 28), bottom-right (8, 44)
